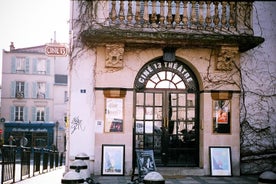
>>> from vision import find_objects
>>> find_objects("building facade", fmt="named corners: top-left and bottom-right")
top-left (1, 42), bottom-right (68, 152)
top-left (67, 1), bottom-right (274, 176)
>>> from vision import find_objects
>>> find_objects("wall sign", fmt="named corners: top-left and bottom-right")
top-left (134, 59), bottom-right (197, 91)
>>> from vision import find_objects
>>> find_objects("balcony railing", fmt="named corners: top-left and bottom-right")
top-left (76, 1), bottom-right (264, 52)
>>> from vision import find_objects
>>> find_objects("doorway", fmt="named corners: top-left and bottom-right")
top-left (133, 59), bottom-right (199, 166)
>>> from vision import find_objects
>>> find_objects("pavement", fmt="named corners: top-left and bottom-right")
top-left (12, 166), bottom-right (259, 184)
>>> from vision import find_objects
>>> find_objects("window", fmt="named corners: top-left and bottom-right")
top-left (16, 57), bottom-right (26, 73)
top-left (37, 82), bottom-right (46, 99)
top-left (15, 81), bottom-right (25, 98)
top-left (15, 106), bottom-right (24, 121)
top-left (37, 58), bottom-right (46, 74)
top-left (36, 107), bottom-right (45, 121)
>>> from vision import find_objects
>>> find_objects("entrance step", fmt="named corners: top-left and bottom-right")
top-left (157, 167), bottom-right (206, 176)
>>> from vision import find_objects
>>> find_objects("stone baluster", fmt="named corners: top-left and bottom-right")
top-left (110, 1), bottom-right (117, 23)
top-left (195, 1), bottom-right (200, 28)
top-left (214, 2), bottom-right (220, 28)
top-left (135, 1), bottom-right (141, 27)
top-left (148, 0), bottom-right (153, 25)
top-left (179, 1), bottom-right (184, 28)
top-left (164, 0), bottom-right (168, 27)
top-left (131, 0), bottom-right (136, 25)
top-left (175, 1), bottom-right (180, 28)
top-left (151, 0), bottom-right (157, 27)
top-left (159, 0), bottom-right (165, 27)
top-left (229, 1), bottom-right (236, 31)
top-left (183, 1), bottom-right (188, 28)
top-left (156, 0), bottom-right (161, 26)
top-left (210, 1), bottom-right (215, 29)
top-left (202, 1), bottom-right (207, 29)
top-left (127, 0), bottom-right (133, 25)
top-left (217, 2), bottom-right (223, 29)
top-left (119, 0), bottom-right (125, 25)
top-left (143, 1), bottom-right (149, 27)
top-left (171, 1), bottom-right (177, 28)
top-left (187, 1), bottom-right (192, 28)
top-left (167, 0), bottom-right (172, 28)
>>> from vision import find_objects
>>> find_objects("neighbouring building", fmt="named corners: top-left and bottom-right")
top-left (1, 42), bottom-right (68, 152)
top-left (67, 0), bottom-right (275, 177)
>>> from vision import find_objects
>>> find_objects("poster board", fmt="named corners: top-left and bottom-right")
top-left (136, 150), bottom-right (156, 181)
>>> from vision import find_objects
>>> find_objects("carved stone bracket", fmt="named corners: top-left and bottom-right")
top-left (105, 44), bottom-right (124, 68)
top-left (216, 46), bottom-right (239, 71)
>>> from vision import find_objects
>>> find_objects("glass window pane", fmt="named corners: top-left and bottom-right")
top-left (145, 107), bottom-right (153, 120)
top-left (145, 93), bottom-right (153, 105)
top-left (145, 121), bottom-right (153, 133)
top-left (136, 121), bottom-right (144, 134)
top-left (154, 93), bottom-right (162, 106)
top-left (136, 93), bottom-right (144, 105)
top-left (176, 81), bottom-right (186, 89)
top-left (146, 80), bottom-right (156, 88)
top-left (136, 107), bottom-right (144, 119)
top-left (178, 94), bottom-right (186, 106)
top-left (154, 107), bottom-right (163, 120)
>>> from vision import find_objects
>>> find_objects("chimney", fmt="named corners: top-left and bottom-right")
top-left (10, 42), bottom-right (15, 51)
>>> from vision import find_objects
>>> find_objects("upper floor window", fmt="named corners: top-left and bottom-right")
top-left (36, 107), bottom-right (45, 121)
top-left (33, 58), bottom-right (50, 75)
top-left (15, 106), bottom-right (24, 121)
top-left (37, 58), bottom-right (46, 74)
top-left (11, 57), bottom-right (29, 74)
top-left (37, 82), bottom-right (46, 99)
top-left (16, 57), bottom-right (26, 73)
top-left (15, 81), bottom-right (25, 99)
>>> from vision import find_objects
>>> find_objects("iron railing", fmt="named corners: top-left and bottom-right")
top-left (0, 145), bottom-right (64, 184)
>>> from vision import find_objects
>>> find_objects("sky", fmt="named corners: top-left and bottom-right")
top-left (0, 0), bottom-right (70, 75)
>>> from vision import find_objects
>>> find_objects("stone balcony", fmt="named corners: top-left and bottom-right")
top-left (77, 0), bottom-right (264, 52)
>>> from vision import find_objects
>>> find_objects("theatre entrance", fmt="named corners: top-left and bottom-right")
top-left (133, 59), bottom-right (199, 167)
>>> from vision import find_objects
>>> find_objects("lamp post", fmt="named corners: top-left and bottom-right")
top-left (56, 121), bottom-right (59, 151)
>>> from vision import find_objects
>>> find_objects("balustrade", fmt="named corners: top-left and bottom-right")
top-left (107, 1), bottom-right (238, 32)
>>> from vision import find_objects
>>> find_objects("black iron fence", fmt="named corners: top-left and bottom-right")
top-left (0, 145), bottom-right (64, 184)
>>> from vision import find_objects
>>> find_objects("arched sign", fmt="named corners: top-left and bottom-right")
top-left (134, 58), bottom-right (198, 91)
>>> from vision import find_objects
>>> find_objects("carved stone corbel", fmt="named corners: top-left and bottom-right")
top-left (105, 44), bottom-right (124, 68)
top-left (216, 46), bottom-right (239, 71)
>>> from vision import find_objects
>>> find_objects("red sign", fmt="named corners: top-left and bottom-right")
top-left (0, 129), bottom-right (3, 134)
top-left (45, 44), bottom-right (68, 57)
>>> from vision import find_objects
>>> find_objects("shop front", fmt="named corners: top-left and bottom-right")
top-left (4, 122), bottom-right (55, 148)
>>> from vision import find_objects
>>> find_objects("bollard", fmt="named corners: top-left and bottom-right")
top-left (75, 153), bottom-right (90, 173)
top-left (70, 160), bottom-right (91, 183)
top-left (258, 171), bottom-right (276, 184)
top-left (143, 171), bottom-right (165, 184)
top-left (61, 170), bottom-right (84, 184)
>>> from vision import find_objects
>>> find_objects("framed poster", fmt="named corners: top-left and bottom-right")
top-left (209, 146), bottom-right (232, 176)
top-left (136, 150), bottom-right (156, 180)
top-left (213, 100), bottom-right (231, 133)
top-left (101, 144), bottom-right (125, 176)
top-left (105, 98), bottom-right (124, 132)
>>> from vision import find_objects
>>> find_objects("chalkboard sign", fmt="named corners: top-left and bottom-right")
top-left (136, 150), bottom-right (156, 181)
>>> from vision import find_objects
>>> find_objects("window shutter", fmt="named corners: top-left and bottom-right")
top-left (24, 82), bottom-right (29, 98)
top-left (32, 82), bottom-right (37, 98)
top-left (10, 106), bottom-right (15, 121)
top-left (11, 81), bottom-right (16, 98)
top-left (45, 107), bottom-right (49, 122)
top-left (11, 56), bottom-right (16, 73)
top-left (33, 58), bottom-right (37, 74)
top-left (32, 107), bottom-right (36, 121)
top-left (25, 58), bottom-right (30, 73)
top-left (24, 107), bottom-right (28, 122)
top-left (45, 83), bottom-right (50, 98)
top-left (46, 59), bottom-right (50, 75)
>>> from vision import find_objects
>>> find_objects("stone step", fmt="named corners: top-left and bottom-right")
top-left (156, 167), bottom-right (206, 176)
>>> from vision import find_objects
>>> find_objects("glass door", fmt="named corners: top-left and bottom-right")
top-left (134, 90), bottom-right (198, 166)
